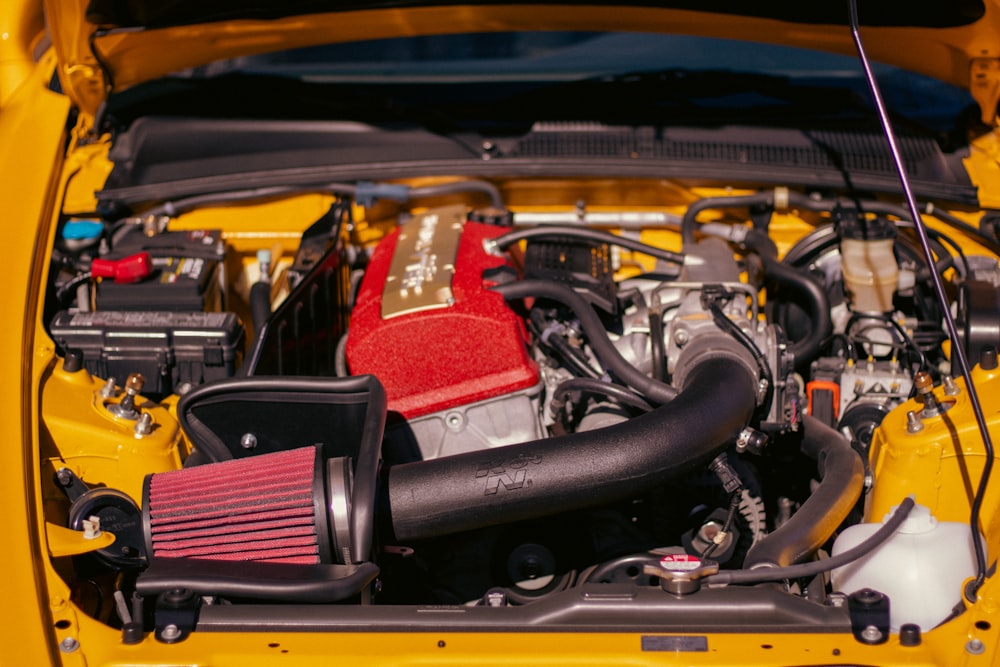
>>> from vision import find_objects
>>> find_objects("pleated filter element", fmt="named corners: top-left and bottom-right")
top-left (143, 446), bottom-right (330, 564)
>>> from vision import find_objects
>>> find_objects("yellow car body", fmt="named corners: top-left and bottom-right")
top-left (5, 1), bottom-right (1000, 665)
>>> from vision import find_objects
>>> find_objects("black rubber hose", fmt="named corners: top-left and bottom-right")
top-left (680, 193), bottom-right (777, 247)
top-left (493, 227), bottom-right (684, 265)
top-left (409, 180), bottom-right (504, 209)
top-left (707, 301), bottom-right (774, 421)
top-left (648, 305), bottom-right (666, 381)
top-left (249, 281), bottom-right (272, 335)
top-left (144, 183), bottom-right (359, 218)
top-left (741, 415), bottom-right (865, 569)
top-left (681, 190), bottom-right (848, 247)
top-left (743, 229), bottom-right (832, 366)
top-left (494, 280), bottom-right (679, 405)
top-left (387, 356), bottom-right (757, 541)
top-left (138, 180), bottom-right (501, 219)
top-left (528, 308), bottom-right (602, 379)
top-left (708, 497), bottom-right (915, 585)
top-left (552, 377), bottom-right (653, 413)
top-left (55, 271), bottom-right (93, 307)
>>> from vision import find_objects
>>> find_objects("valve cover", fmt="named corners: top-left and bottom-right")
top-left (346, 206), bottom-right (537, 418)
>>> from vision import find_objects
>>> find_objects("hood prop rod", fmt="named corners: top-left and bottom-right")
top-left (848, 0), bottom-right (994, 601)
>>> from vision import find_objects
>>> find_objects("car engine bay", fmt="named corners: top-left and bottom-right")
top-left (37, 154), bottom-right (1000, 640)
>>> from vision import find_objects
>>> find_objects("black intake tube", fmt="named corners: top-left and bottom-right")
top-left (387, 357), bottom-right (757, 541)
top-left (742, 415), bottom-right (865, 569)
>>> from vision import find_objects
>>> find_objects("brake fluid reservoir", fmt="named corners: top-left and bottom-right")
top-left (831, 502), bottom-right (979, 631)
top-left (840, 215), bottom-right (898, 314)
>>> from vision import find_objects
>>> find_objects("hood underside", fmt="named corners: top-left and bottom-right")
top-left (84, 1), bottom-right (987, 30)
top-left (44, 1), bottom-right (1000, 120)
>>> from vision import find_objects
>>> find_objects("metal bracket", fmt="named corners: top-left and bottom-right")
top-left (847, 588), bottom-right (890, 645)
top-left (971, 58), bottom-right (1000, 127)
top-left (153, 589), bottom-right (201, 644)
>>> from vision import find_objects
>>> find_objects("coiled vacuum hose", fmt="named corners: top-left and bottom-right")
top-left (387, 356), bottom-right (758, 541)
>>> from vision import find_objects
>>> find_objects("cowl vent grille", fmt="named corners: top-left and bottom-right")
top-left (510, 125), bottom-right (947, 181)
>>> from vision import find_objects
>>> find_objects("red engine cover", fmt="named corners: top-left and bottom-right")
top-left (346, 208), bottom-right (537, 418)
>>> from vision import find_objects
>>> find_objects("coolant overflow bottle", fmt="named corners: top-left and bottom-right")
top-left (831, 502), bottom-right (980, 631)
top-left (839, 214), bottom-right (898, 314)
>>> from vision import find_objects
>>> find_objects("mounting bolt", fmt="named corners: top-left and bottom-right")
top-left (906, 410), bottom-right (924, 434)
top-left (913, 371), bottom-right (943, 417)
top-left (967, 638), bottom-right (986, 655)
top-left (942, 374), bottom-right (960, 396)
top-left (240, 433), bottom-right (258, 450)
top-left (860, 625), bottom-right (883, 643)
top-left (122, 373), bottom-right (144, 405)
top-left (134, 412), bottom-right (154, 437)
top-left (99, 376), bottom-right (118, 398)
top-left (107, 373), bottom-right (145, 420)
top-left (160, 624), bottom-right (181, 642)
top-left (59, 637), bottom-right (79, 653)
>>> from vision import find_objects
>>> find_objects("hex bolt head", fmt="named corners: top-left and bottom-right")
top-left (160, 624), bottom-right (181, 642)
top-left (240, 433), bottom-right (258, 450)
top-left (59, 637), bottom-right (79, 653)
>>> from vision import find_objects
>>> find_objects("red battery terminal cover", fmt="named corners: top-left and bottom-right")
top-left (92, 252), bottom-right (153, 284)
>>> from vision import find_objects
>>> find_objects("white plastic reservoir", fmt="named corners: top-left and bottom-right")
top-left (831, 502), bottom-right (980, 631)
top-left (840, 236), bottom-right (898, 314)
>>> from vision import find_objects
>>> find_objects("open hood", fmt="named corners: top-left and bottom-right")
top-left (44, 0), bottom-right (1000, 123)
top-left (18, 0), bottom-right (1000, 663)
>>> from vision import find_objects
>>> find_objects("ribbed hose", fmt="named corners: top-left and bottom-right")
top-left (387, 356), bottom-right (757, 541)
top-left (742, 415), bottom-right (865, 568)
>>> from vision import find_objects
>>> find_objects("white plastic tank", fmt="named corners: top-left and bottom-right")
top-left (840, 237), bottom-right (898, 314)
top-left (831, 502), bottom-right (980, 631)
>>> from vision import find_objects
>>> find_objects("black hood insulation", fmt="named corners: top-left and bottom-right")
top-left (86, 0), bottom-right (984, 31)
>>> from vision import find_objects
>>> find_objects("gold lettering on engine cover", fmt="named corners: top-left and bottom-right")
top-left (382, 205), bottom-right (465, 318)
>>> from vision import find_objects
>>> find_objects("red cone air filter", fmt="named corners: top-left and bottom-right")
top-left (143, 446), bottom-right (343, 565)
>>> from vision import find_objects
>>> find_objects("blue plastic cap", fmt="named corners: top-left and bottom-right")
top-left (62, 219), bottom-right (104, 241)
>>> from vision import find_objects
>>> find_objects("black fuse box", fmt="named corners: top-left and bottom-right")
top-left (50, 310), bottom-right (244, 397)
top-left (95, 228), bottom-right (224, 311)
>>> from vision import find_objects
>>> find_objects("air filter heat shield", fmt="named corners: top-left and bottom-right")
top-left (143, 446), bottom-right (333, 565)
